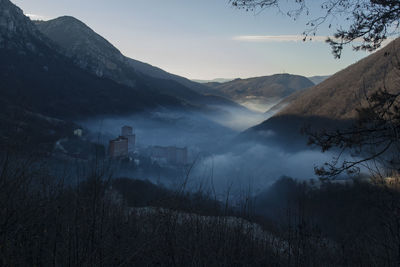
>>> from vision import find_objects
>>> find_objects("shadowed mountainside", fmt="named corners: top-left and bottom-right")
top-left (0, 0), bottom-right (199, 148)
top-left (0, 0), bottom-right (191, 120)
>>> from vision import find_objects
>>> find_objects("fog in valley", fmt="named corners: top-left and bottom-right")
top-left (5, 0), bottom-right (400, 264)
top-left (80, 105), bottom-right (341, 198)
top-left (238, 96), bottom-right (283, 113)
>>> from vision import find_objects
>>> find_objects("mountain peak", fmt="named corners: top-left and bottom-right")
top-left (35, 15), bottom-right (124, 77)
top-left (0, 0), bottom-right (46, 50)
top-left (51, 15), bottom-right (84, 24)
top-left (35, 15), bottom-right (122, 55)
top-left (35, 15), bottom-right (96, 35)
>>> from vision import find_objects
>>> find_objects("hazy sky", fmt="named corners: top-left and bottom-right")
top-left (13, 0), bottom-right (372, 80)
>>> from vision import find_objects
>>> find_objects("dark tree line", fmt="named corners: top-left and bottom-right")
top-left (6, 147), bottom-right (400, 266)
top-left (255, 176), bottom-right (400, 266)
top-left (0, 148), bottom-right (284, 266)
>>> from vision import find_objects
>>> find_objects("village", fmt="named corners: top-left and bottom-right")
top-left (108, 125), bottom-right (188, 166)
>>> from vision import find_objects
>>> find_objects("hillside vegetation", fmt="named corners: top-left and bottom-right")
top-left (244, 38), bottom-right (400, 145)
top-left (278, 39), bottom-right (400, 120)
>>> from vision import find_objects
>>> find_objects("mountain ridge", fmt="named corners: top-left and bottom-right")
top-left (203, 73), bottom-right (314, 112)
top-left (0, 0), bottom-right (188, 120)
top-left (35, 16), bottom-right (242, 110)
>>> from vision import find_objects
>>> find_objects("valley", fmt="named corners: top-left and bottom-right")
top-left (0, 0), bottom-right (379, 200)
top-left (2, 0), bottom-right (400, 265)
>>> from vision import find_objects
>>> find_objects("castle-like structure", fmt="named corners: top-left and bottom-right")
top-left (109, 126), bottom-right (136, 158)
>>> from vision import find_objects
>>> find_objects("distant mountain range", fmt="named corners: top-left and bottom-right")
top-left (202, 74), bottom-right (314, 112)
top-left (0, 4), bottom-right (245, 119)
top-left (1, 0), bottom-right (370, 151)
top-left (193, 76), bottom-right (329, 86)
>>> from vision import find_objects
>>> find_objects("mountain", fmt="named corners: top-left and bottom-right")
top-left (245, 38), bottom-right (400, 145)
top-left (0, 0), bottom-right (188, 121)
top-left (34, 16), bottom-right (241, 109)
top-left (263, 75), bottom-right (330, 116)
top-left (279, 41), bottom-right (400, 120)
top-left (307, 75), bottom-right (331, 85)
top-left (264, 83), bottom-right (318, 116)
top-left (0, 0), bottom-right (47, 49)
top-left (203, 74), bottom-right (314, 112)
top-left (0, 1), bottom-right (248, 150)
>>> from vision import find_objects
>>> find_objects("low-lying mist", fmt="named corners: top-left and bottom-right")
top-left (79, 105), bottom-right (346, 197)
top-left (238, 96), bottom-right (283, 113)
top-left (80, 105), bottom-right (270, 150)
top-left (206, 105), bottom-right (272, 131)
top-left (187, 141), bottom-right (337, 198)
top-left (81, 108), bottom-right (235, 153)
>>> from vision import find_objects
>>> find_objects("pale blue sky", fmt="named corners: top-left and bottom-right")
top-left (13, 0), bottom-right (371, 79)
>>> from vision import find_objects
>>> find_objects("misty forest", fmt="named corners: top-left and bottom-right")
top-left (2, 0), bottom-right (400, 266)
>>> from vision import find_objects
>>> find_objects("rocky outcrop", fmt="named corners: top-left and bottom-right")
top-left (0, 0), bottom-right (45, 50)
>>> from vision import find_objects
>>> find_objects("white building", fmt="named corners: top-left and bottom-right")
top-left (121, 125), bottom-right (136, 152)
top-left (73, 128), bottom-right (83, 137)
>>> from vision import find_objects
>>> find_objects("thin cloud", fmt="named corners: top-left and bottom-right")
top-left (233, 35), bottom-right (329, 42)
top-left (25, 13), bottom-right (49, 21)
top-left (233, 35), bottom-right (394, 46)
